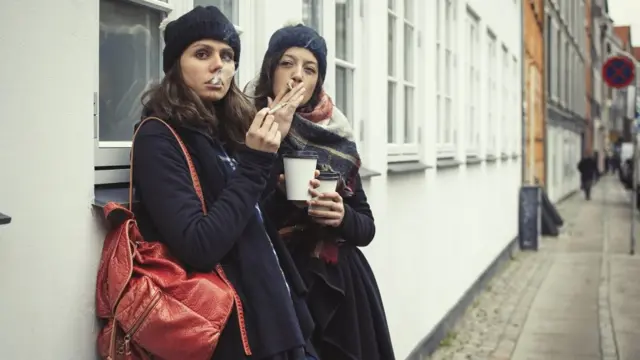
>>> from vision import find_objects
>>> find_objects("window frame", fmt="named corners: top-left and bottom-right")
top-left (435, 0), bottom-right (457, 158)
top-left (94, 0), bottom-right (250, 185)
top-left (513, 56), bottom-right (520, 155)
top-left (302, 0), bottom-right (323, 34)
top-left (328, 0), bottom-right (364, 154)
top-left (486, 30), bottom-right (497, 156)
top-left (94, 0), bottom-right (173, 185)
top-left (465, 9), bottom-right (480, 156)
top-left (501, 44), bottom-right (509, 155)
top-left (387, 0), bottom-right (420, 162)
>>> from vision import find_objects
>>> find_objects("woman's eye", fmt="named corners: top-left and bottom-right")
top-left (304, 67), bottom-right (317, 74)
top-left (280, 61), bottom-right (293, 67)
top-left (195, 51), bottom-right (208, 59)
top-left (221, 53), bottom-right (234, 62)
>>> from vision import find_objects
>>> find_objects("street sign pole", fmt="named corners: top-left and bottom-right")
top-left (602, 54), bottom-right (636, 255)
top-left (632, 111), bottom-right (637, 255)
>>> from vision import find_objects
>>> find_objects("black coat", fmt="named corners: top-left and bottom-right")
top-left (264, 159), bottom-right (396, 360)
top-left (577, 157), bottom-right (597, 182)
top-left (131, 120), bottom-right (316, 360)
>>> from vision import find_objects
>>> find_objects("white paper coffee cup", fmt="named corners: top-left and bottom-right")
top-left (309, 171), bottom-right (340, 211)
top-left (283, 151), bottom-right (318, 201)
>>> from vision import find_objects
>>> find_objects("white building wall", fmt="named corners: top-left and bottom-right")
top-left (0, 0), bottom-right (522, 359)
top-left (0, 0), bottom-right (102, 359)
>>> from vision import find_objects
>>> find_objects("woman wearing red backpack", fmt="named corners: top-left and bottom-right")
top-left (131, 6), bottom-right (318, 360)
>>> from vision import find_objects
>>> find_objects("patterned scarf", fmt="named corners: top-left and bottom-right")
top-left (296, 91), bottom-right (334, 123)
top-left (277, 91), bottom-right (362, 264)
top-left (243, 79), bottom-right (361, 263)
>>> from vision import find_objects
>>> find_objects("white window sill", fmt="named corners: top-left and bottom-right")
top-left (387, 161), bottom-right (432, 175)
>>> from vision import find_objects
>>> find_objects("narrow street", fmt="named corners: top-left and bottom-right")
top-left (428, 176), bottom-right (640, 360)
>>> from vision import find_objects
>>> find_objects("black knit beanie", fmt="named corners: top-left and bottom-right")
top-left (162, 6), bottom-right (240, 72)
top-left (265, 24), bottom-right (328, 80)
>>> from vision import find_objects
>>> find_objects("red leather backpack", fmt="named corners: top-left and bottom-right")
top-left (95, 117), bottom-right (251, 359)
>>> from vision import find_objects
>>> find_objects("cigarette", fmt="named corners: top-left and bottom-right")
top-left (268, 101), bottom-right (289, 114)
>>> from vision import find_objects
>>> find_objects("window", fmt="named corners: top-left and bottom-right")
top-left (555, 26), bottom-right (561, 100)
top-left (335, 0), bottom-right (354, 124)
top-left (564, 41), bottom-right (569, 106)
top-left (501, 46), bottom-right (509, 154)
top-left (435, 0), bottom-right (456, 157)
top-left (387, 0), bottom-right (419, 160)
top-left (95, 0), bottom-right (169, 184)
top-left (513, 56), bottom-right (519, 154)
top-left (195, 0), bottom-right (237, 23)
top-left (302, 0), bottom-right (323, 33)
top-left (486, 31), bottom-right (497, 155)
top-left (466, 10), bottom-right (480, 155)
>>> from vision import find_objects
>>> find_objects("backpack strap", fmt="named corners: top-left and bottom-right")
top-left (129, 117), bottom-right (206, 214)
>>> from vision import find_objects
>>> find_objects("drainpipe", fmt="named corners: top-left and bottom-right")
top-left (601, 22), bottom-right (608, 173)
top-left (542, 0), bottom-right (549, 187)
top-left (521, 0), bottom-right (527, 183)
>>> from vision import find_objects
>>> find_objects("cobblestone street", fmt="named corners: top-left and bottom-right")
top-left (428, 176), bottom-right (640, 360)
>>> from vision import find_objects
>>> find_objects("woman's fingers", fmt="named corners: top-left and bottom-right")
top-left (308, 208), bottom-right (342, 219)
top-left (309, 179), bottom-right (321, 189)
top-left (249, 107), bottom-right (270, 132)
top-left (281, 82), bottom-right (305, 104)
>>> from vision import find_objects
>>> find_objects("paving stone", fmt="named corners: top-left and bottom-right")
top-left (428, 177), bottom-right (640, 360)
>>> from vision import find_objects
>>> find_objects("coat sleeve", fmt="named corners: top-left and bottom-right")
top-left (259, 156), bottom-right (297, 228)
top-left (132, 123), bottom-right (276, 272)
top-left (336, 174), bottom-right (376, 247)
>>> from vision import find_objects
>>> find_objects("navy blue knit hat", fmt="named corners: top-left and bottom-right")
top-left (162, 6), bottom-right (240, 72)
top-left (266, 24), bottom-right (328, 80)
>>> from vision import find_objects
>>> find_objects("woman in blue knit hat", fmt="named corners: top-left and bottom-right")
top-left (246, 24), bottom-right (395, 360)
top-left (133, 7), bottom-right (318, 360)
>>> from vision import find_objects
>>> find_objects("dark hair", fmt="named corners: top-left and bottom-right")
top-left (252, 49), bottom-right (324, 111)
top-left (142, 61), bottom-right (255, 149)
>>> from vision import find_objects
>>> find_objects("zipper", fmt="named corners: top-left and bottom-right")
top-left (117, 292), bottom-right (162, 357)
top-left (112, 220), bottom-right (137, 315)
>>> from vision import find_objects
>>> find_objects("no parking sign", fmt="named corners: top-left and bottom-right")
top-left (603, 56), bottom-right (636, 89)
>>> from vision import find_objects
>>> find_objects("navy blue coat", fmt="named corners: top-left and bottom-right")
top-left (131, 120), bottom-right (315, 360)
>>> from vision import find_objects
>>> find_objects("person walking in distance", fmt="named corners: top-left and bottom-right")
top-left (577, 152), bottom-right (598, 200)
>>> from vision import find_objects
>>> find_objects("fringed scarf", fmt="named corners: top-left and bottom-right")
top-left (278, 91), bottom-right (362, 264)
top-left (296, 91), bottom-right (334, 123)
top-left (244, 79), bottom-right (362, 264)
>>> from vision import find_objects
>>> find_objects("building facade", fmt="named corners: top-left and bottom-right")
top-left (591, 0), bottom-right (614, 171)
top-left (544, 0), bottom-right (588, 201)
top-left (524, 0), bottom-right (546, 185)
top-left (612, 26), bottom-right (634, 143)
top-left (0, 0), bottom-right (522, 359)
top-left (584, 0), bottom-right (593, 155)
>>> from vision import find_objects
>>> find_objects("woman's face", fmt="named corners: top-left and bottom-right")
top-left (272, 47), bottom-right (319, 106)
top-left (180, 39), bottom-right (236, 102)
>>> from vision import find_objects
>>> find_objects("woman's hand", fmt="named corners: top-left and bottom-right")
top-left (308, 191), bottom-right (345, 227)
top-left (278, 170), bottom-right (320, 208)
top-left (268, 82), bottom-right (306, 137)
top-left (246, 108), bottom-right (281, 153)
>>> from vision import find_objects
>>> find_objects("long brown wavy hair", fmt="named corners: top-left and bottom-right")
top-left (141, 61), bottom-right (255, 150)
top-left (252, 49), bottom-right (324, 112)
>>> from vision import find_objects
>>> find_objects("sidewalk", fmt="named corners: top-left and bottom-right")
top-left (427, 176), bottom-right (640, 360)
